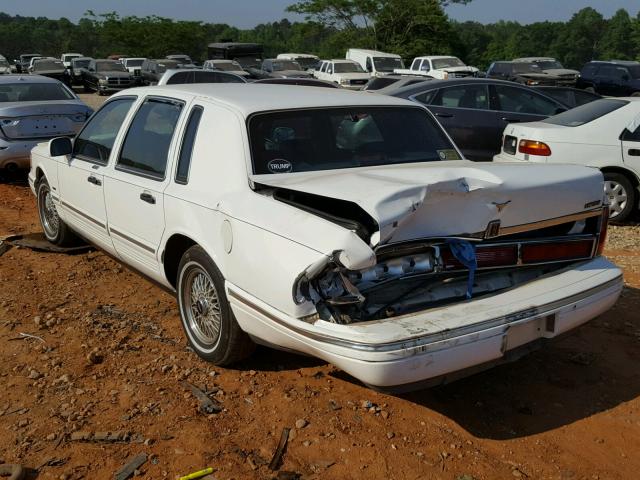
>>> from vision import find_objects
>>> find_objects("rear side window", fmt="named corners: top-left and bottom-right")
top-left (73, 98), bottom-right (135, 164)
top-left (494, 84), bottom-right (560, 116)
top-left (543, 99), bottom-right (628, 127)
top-left (581, 64), bottom-right (598, 77)
top-left (175, 106), bottom-right (203, 184)
top-left (431, 84), bottom-right (489, 110)
top-left (117, 98), bottom-right (183, 179)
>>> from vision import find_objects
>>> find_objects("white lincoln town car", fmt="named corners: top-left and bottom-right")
top-left (29, 84), bottom-right (622, 391)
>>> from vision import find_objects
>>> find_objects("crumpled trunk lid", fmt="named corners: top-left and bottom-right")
top-left (252, 161), bottom-right (604, 246)
top-left (0, 102), bottom-right (87, 139)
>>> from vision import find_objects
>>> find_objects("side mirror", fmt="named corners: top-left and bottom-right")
top-left (50, 137), bottom-right (72, 157)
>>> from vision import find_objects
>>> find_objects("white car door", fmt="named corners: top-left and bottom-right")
top-left (58, 97), bottom-right (136, 254)
top-left (621, 118), bottom-right (640, 175)
top-left (103, 96), bottom-right (185, 279)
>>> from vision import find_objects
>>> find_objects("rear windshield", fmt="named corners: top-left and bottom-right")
top-left (156, 60), bottom-right (179, 73)
top-left (543, 99), bottom-right (628, 127)
top-left (249, 107), bottom-right (458, 174)
top-left (294, 57), bottom-right (319, 69)
top-left (212, 61), bottom-right (241, 71)
top-left (125, 59), bottom-right (144, 67)
top-left (72, 59), bottom-right (91, 68)
top-left (33, 60), bottom-right (64, 71)
top-left (373, 57), bottom-right (403, 72)
top-left (96, 61), bottom-right (127, 72)
top-left (536, 61), bottom-right (563, 70)
top-left (0, 83), bottom-right (74, 102)
top-left (272, 60), bottom-right (302, 71)
top-left (334, 62), bottom-right (365, 73)
top-left (513, 63), bottom-right (542, 74)
top-left (432, 57), bottom-right (464, 69)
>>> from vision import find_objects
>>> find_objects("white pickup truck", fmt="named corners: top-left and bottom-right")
top-left (394, 56), bottom-right (479, 79)
top-left (29, 84), bottom-right (621, 391)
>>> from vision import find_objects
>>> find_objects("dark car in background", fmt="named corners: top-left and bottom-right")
top-left (576, 61), bottom-right (640, 97)
top-left (253, 77), bottom-right (339, 88)
top-left (82, 59), bottom-right (133, 94)
top-left (487, 61), bottom-right (567, 86)
top-left (157, 69), bottom-right (247, 85)
top-left (140, 59), bottom-right (181, 85)
top-left (513, 57), bottom-right (579, 85)
top-left (0, 75), bottom-right (92, 171)
top-left (387, 78), bottom-right (567, 161)
top-left (69, 57), bottom-right (92, 86)
top-left (15, 54), bottom-right (42, 74)
top-left (29, 58), bottom-right (69, 85)
top-left (533, 86), bottom-right (601, 109)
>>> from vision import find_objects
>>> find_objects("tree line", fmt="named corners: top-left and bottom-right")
top-left (0, 1), bottom-right (637, 70)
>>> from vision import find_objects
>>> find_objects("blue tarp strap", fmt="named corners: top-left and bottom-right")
top-left (446, 239), bottom-right (477, 299)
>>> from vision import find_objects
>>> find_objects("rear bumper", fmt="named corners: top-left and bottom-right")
top-left (228, 257), bottom-right (622, 389)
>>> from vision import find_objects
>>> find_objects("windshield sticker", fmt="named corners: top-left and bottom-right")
top-left (268, 158), bottom-right (293, 174)
top-left (437, 149), bottom-right (461, 160)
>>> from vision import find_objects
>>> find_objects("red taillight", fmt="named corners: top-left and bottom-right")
top-left (442, 245), bottom-right (518, 270)
top-left (521, 240), bottom-right (594, 264)
top-left (596, 208), bottom-right (609, 256)
top-left (519, 139), bottom-right (552, 156)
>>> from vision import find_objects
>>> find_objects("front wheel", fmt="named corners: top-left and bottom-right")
top-left (604, 172), bottom-right (635, 223)
top-left (36, 178), bottom-right (78, 246)
top-left (177, 245), bottom-right (254, 365)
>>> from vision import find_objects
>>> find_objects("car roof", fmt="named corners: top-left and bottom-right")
top-left (72, 57), bottom-right (93, 61)
top-left (348, 49), bottom-right (400, 57)
top-left (513, 57), bottom-right (556, 62)
top-left (387, 77), bottom-right (544, 96)
top-left (115, 84), bottom-right (414, 117)
top-left (414, 56), bottom-right (460, 60)
top-left (587, 60), bottom-right (640, 66)
top-left (0, 74), bottom-right (63, 84)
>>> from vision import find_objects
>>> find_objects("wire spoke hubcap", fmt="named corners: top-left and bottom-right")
top-left (183, 267), bottom-right (221, 345)
top-left (604, 181), bottom-right (627, 218)
top-left (39, 187), bottom-right (59, 238)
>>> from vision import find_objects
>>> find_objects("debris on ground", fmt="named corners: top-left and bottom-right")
top-left (1, 233), bottom-right (92, 254)
top-left (178, 467), bottom-right (214, 480)
top-left (114, 453), bottom-right (147, 480)
top-left (181, 381), bottom-right (222, 414)
top-left (269, 427), bottom-right (291, 471)
top-left (0, 464), bottom-right (25, 480)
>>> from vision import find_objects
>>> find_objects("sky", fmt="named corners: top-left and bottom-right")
top-left (0, 0), bottom-right (637, 28)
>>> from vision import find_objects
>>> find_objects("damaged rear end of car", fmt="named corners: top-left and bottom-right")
top-left (237, 101), bottom-right (622, 391)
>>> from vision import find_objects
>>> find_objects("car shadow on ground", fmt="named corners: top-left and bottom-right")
top-left (0, 169), bottom-right (28, 186)
top-left (398, 285), bottom-right (640, 439)
top-left (238, 286), bottom-right (640, 440)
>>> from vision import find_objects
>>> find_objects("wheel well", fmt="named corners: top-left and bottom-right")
top-left (35, 167), bottom-right (45, 183)
top-left (600, 167), bottom-right (639, 188)
top-left (163, 234), bottom-right (197, 288)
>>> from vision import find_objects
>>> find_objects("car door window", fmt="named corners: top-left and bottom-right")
top-left (494, 85), bottom-right (560, 116)
top-left (413, 90), bottom-right (437, 105)
top-left (117, 98), bottom-right (183, 179)
top-left (622, 121), bottom-right (640, 142)
top-left (431, 85), bottom-right (489, 109)
top-left (175, 106), bottom-right (203, 184)
top-left (73, 98), bottom-right (135, 165)
top-left (420, 60), bottom-right (430, 72)
top-left (327, 64), bottom-right (333, 74)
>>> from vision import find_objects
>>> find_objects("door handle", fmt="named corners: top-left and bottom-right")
top-left (87, 175), bottom-right (101, 186)
top-left (629, 149), bottom-right (640, 157)
top-left (434, 112), bottom-right (453, 118)
top-left (140, 192), bottom-right (156, 204)
top-left (501, 117), bottom-right (521, 123)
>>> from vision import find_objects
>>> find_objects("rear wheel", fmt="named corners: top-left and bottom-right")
top-left (36, 178), bottom-right (78, 246)
top-left (177, 245), bottom-right (254, 365)
top-left (603, 172), bottom-right (635, 223)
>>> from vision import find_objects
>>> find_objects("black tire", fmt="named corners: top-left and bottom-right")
top-left (603, 172), bottom-right (636, 223)
top-left (36, 178), bottom-right (78, 246)
top-left (177, 245), bottom-right (255, 365)
top-left (83, 81), bottom-right (91, 93)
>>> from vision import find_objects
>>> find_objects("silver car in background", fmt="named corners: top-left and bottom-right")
top-left (0, 75), bottom-right (92, 171)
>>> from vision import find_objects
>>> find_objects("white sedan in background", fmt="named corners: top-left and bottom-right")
top-left (494, 98), bottom-right (640, 221)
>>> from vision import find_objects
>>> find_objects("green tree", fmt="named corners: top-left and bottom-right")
top-left (552, 7), bottom-right (604, 68)
top-left (600, 9), bottom-right (635, 60)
